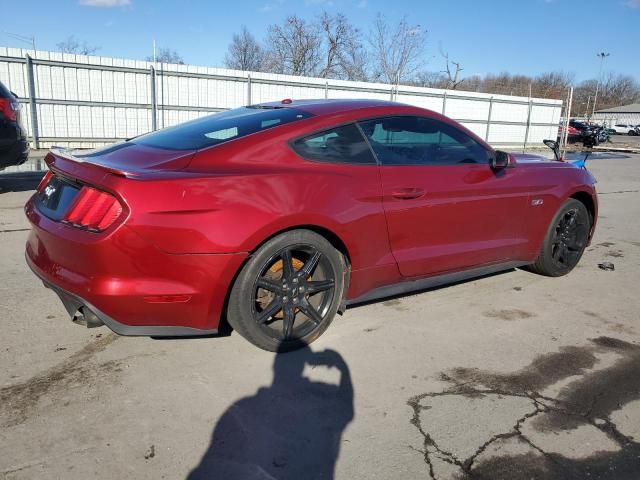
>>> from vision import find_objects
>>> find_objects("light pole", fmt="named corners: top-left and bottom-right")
top-left (591, 52), bottom-right (610, 119)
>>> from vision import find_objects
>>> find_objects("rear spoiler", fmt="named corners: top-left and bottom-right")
top-left (46, 147), bottom-right (134, 178)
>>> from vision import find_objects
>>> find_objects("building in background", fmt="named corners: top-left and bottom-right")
top-left (591, 103), bottom-right (640, 129)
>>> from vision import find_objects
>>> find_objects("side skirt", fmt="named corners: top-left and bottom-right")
top-left (346, 260), bottom-right (527, 306)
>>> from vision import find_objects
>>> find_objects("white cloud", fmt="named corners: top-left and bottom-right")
top-left (259, 0), bottom-right (284, 12)
top-left (79, 0), bottom-right (130, 7)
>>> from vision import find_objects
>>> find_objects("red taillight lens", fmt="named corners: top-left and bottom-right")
top-left (63, 186), bottom-right (123, 232)
top-left (0, 98), bottom-right (18, 121)
top-left (37, 170), bottom-right (54, 191)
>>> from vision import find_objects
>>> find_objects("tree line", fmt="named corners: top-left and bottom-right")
top-left (223, 13), bottom-right (639, 117)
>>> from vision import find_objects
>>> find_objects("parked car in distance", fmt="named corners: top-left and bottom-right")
top-left (558, 123), bottom-right (581, 143)
top-left (558, 119), bottom-right (597, 144)
top-left (0, 81), bottom-right (29, 170)
top-left (25, 99), bottom-right (598, 352)
top-left (610, 123), bottom-right (638, 135)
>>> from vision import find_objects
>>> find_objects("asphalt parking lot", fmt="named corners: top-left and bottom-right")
top-left (1, 151), bottom-right (639, 480)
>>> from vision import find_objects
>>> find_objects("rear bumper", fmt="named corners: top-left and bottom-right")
top-left (29, 267), bottom-right (220, 336)
top-left (25, 198), bottom-right (248, 335)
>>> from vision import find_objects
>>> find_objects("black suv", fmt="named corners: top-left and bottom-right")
top-left (0, 81), bottom-right (28, 170)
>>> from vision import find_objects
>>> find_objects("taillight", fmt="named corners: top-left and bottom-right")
top-left (0, 98), bottom-right (18, 121)
top-left (63, 186), bottom-right (123, 232)
top-left (37, 170), bottom-right (54, 191)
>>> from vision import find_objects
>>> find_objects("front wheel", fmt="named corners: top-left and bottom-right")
top-left (227, 229), bottom-right (346, 352)
top-left (527, 199), bottom-right (591, 277)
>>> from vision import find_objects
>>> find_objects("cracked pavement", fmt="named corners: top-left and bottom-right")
top-left (408, 336), bottom-right (640, 479)
top-left (1, 152), bottom-right (639, 479)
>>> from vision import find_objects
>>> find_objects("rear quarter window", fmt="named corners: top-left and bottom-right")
top-left (290, 124), bottom-right (376, 164)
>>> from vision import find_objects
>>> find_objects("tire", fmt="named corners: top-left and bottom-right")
top-left (528, 198), bottom-right (591, 277)
top-left (227, 229), bottom-right (346, 352)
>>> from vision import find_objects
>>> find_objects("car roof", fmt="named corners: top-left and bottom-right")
top-left (253, 98), bottom-right (399, 116)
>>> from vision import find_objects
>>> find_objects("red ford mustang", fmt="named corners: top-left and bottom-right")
top-left (25, 99), bottom-right (597, 351)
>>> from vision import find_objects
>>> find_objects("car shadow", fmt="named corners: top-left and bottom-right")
top-left (187, 346), bottom-right (354, 480)
top-left (0, 171), bottom-right (46, 193)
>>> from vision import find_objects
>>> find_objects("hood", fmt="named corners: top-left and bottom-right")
top-left (510, 152), bottom-right (555, 164)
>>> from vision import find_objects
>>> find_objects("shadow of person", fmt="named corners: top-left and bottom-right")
top-left (187, 346), bottom-right (354, 480)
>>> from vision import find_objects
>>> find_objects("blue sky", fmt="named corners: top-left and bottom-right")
top-left (4, 0), bottom-right (640, 81)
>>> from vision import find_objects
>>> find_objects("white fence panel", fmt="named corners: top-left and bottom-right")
top-left (0, 47), bottom-right (562, 149)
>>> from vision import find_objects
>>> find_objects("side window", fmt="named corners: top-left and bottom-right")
top-left (290, 123), bottom-right (376, 164)
top-left (358, 116), bottom-right (492, 166)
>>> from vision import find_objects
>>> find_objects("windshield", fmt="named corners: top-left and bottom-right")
top-left (133, 106), bottom-right (314, 150)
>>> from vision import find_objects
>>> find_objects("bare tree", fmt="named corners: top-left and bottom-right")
top-left (318, 12), bottom-right (367, 81)
top-left (531, 72), bottom-right (574, 99)
top-left (573, 73), bottom-right (640, 116)
top-left (476, 72), bottom-right (532, 97)
top-left (411, 71), bottom-right (447, 88)
top-left (368, 14), bottom-right (426, 84)
top-left (225, 26), bottom-right (264, 71)
top-left (264, 16), bottom-right (321, 76)
top-left (146, 48), bottom-right (185, 64)
top-left (439, 49), bottom-right (464, 90)
top-left (56, 36), bottom-right (100, 55)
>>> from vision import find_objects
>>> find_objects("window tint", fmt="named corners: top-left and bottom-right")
top-left (358, 116), bottom-right (491, 166)
top-left (291, 123), bottom-right (376, 164)
top-left (133, 106), bottom-right (313, 150)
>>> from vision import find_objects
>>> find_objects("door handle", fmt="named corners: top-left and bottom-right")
top-left (392, 187), bottom-right (425, 200)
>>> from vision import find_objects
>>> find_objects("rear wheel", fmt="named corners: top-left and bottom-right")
top-left (528, 199), bottom-right (591, 277)
top-left (227, 230), bottom-right (346, 352)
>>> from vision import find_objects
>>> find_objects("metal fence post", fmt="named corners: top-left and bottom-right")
top-left (442, 91), bottom-right (447, 115)
top-left (25, 54), bottom-right (40, 149)
top-left (523, 99), bottom-right (532, 152)
top-left (485, 96), bottom-right (493, 142)
top-left (246, 74), bottom-right (252, 105)
top-left (325, 81), bottom-right (329, 99)
top-left (149, 65), bottom-right (157, 131)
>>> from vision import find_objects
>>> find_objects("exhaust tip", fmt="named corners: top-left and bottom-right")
top-left (72, 306), bottom-right (104, 329)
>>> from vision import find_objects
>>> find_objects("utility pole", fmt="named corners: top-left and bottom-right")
top-left (591, 52), bottom-right (610, 119)
top-left (1, 30), bottom-right (36, 54)
top-left (584, 95), bottom-right (591, 121)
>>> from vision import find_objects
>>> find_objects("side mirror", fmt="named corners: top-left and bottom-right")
top-left (543, 139), bottom-right (560, 161)
top-left (491, 150), bottom-right (510, 170)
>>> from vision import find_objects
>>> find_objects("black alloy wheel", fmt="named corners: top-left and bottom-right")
top-left (528, 198), bottom-right (591, 277)
top-left (227, 229), bottom-right (346, 352)
top-left (252, 245), bottom-right (336, 342)
top-left (549, 207), bottom-right (589, 270)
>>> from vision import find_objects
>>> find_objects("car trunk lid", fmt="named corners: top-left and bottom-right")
top-left (34, 143), bottom-right (195, 231)
top-left (50, 142), bottom-right (196, 177)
